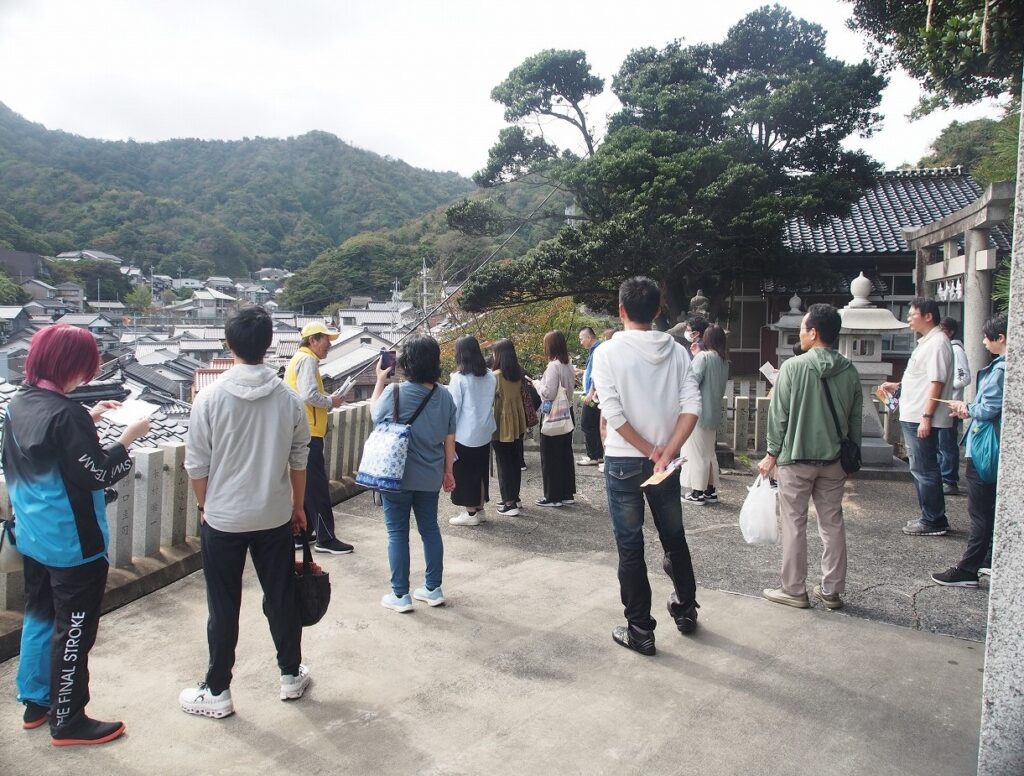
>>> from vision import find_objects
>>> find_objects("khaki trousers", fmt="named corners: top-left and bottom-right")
top-left (777, 461), bottom-right (848, 595)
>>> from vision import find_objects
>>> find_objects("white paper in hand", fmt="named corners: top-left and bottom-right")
top-left (102, 399), bottom-right (159, 426)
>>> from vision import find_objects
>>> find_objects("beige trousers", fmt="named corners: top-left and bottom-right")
top-left (777, 461), bottom-right (848, 595)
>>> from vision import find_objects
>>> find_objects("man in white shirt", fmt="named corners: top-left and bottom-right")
top-left (591, 277), bottom-right (701, 656)
top-left (881, 297), bottom-right (954, 536)
top-left (937, 317), bottom-right (971, 495)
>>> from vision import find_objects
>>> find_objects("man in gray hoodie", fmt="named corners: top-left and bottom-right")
top-left (180, 306), bottom-right (312, 719)
top-left (591, 277), bottom-right (702, 656)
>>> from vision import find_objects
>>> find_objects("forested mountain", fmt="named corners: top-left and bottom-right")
top-left (0, 101), bottom-right (474, 276)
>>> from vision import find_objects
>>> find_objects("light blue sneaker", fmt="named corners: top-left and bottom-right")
top-left (412, 586), bottom-right (446, 607)
top-left (381, 593), bottom-right (414, 613)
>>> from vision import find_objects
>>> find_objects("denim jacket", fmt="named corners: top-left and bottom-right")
top-left (962, 355), bottom-right (1004, 458)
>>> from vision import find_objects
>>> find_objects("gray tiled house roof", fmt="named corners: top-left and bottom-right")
top-left (783, 168), bottom-right (1013, 256)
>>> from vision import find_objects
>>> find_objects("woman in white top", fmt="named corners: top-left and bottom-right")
top-left (681, 324), bottom-right (729, 505)
top-left (536, 330), bottom-right (577, 507)
top-left (447, 336), bottom-right (497, 526)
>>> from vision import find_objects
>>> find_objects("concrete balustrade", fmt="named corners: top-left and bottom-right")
top-left (0, 400), bottom-right (375, 659)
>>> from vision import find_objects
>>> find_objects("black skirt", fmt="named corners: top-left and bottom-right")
top-left (451, 442), bottom-right (490, 507)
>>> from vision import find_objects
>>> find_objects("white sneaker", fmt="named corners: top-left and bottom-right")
top-left (280, 664), bottom-right (311, 700)
top-left (180, 683), bottom-right (234, 718)
top-left (577, 456), bottom-right (601, 466)
top-left (597, 463), bottom-right (605, 473)
top-left (412, 586), bottom-right (446, 606)
top-left (381, 592), bottom-right (414, 612)
top-left (561, 498), bottom-right (576, 505)
top-left (449, 511), bottom-right (482, 526)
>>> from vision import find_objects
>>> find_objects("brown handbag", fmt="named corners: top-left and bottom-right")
top-left (520, 379), bottom-right (540, 428)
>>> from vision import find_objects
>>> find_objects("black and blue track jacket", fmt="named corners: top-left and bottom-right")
top-left (2, 385), bottom-right (134, 567)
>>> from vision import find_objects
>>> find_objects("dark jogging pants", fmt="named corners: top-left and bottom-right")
top-left (18, 555), bottom-right (108, 734)
top-left (201, 520), bottom-right (301, 693)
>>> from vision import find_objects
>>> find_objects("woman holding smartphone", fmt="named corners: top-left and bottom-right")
top-left (370, 335), bottom-right (457, 612)
top-left (536, 331), bottom-right (577, 507)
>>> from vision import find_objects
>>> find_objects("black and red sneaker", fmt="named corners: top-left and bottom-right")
top-left (51, 715), bottom-right (126, 746)
top-left (22, 702), bottom-right (48, 730)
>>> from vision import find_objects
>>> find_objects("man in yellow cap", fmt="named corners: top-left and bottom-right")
top-left (284, 322), bottom-right (354, 554)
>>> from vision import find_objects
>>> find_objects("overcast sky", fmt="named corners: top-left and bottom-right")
top-left (0, 0), bottom-right (1005, 177)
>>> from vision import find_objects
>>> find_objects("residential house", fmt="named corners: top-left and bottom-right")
top-left (55, 313), bottom-right (116, 337)
top-left (54, 249), bottom-right (123, 264)
top-left (0, 249), bottom-right (45, 281)
top-left (0, 307), bottom-right (31, 340)
top-left (172, 277), bottom-right (202, 291)
top-left (257, 267), bottom-right (291, 282)
top-left (54, 282), bottom-right (85, 312)
top-left (234, 282), bottom-right (272, 305)
top-left (18, 278), bottom-right (56, 301)
top-left (88, 300), bottom-right (127, 315)
top-left (23, 299), bottom-right (71, 319)
top-left (205, 276), bottom-right (235, 295)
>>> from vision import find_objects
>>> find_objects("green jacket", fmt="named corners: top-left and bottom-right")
top-left (767, 347), bottom-right (863, 466)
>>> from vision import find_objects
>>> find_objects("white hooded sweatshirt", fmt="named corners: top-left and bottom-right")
top-left (591, 330), bottom-right (702, 458)
top-left (185, 364), bottom-right (311, 532)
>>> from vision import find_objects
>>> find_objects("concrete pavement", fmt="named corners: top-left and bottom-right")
top-left (0, 456), bottom-right (986, 775)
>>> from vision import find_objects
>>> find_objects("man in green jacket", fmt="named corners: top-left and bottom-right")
top-left (758, 304), bottom-right (862, 610)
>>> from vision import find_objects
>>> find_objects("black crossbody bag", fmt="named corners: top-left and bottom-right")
top-left (822, 377), bottom-right (861, 474)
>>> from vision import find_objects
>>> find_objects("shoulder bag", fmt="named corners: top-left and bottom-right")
top-left (541, 384), bottom-right (575, 437)
top-left (356, 384), bottom-right (437, 491)
top-left (520, 379), bottom-right (539, 428)
top-left (822, 377), bottom-right (861, 474)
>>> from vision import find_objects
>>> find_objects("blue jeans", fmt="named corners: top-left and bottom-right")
top-left (936, 420), bottom-right (962, 486)
top-left (604, 456), bottom-right (696, 631)
top-left (901, 422), bottom-right (948, 529)
top-left (380, 490), bottom-right (443, 597)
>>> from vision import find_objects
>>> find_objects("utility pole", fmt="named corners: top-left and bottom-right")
top-left (421, 257), bottom-right (429, 327)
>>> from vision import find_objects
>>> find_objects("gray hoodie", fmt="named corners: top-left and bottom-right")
top-left (591, 330), bottom-right (701, 458)
top-left (185, 364), bottom-right (311, 532)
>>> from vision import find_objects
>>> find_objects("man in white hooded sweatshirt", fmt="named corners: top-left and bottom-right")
top-left (592, 277), bottom-right (702, 656)
top-left (180, 306), bottom-right (312, 718)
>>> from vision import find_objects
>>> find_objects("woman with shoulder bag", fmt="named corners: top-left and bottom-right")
top-left (370, 335), bottom-right (457, 612)
top-left (536, 331), bottom-right (577, 507)
top-left (5, 325), bottom-right (149, 744)
top-left (447, 336), bottom-right (496, 527)
top-left (490, 339), bottom-right (529, 516)
top-left (931, 313), bottom-right (1007, 588)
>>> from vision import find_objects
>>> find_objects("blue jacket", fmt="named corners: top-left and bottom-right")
top-left (2, 385), bottom-right (134, 567)
top-left (962, 355), bottom-right (1004, 458)
top-left (583, 342), bottom-right (600, 394)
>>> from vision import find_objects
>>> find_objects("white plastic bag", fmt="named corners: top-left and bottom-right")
top-left (739, 475), bottom-right (779, 544)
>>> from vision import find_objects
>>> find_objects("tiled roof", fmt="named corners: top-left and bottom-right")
top-left (56, 314), bottom-right (113, 327)
top-left (192, 368), bottom-right (227, 395)
top-left (784, 168), bottom-right (1013, 256)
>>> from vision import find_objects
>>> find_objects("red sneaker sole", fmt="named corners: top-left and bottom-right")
top-left (23, 716), bottom-right (48, 730)
top-left (51, 723), bottom-right (125, 746)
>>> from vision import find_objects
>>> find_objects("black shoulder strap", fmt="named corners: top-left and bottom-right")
top-left (821, 377), bottom-right (846, 441)
top-left (405, 384), bottom-right (437, 426)
top-left (391, 382), bottom-right (400, 422)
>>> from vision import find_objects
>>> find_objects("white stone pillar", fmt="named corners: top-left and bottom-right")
top-left (964, 227), bottom-right (994, 402)
top-left (106, 474), bottom-right (135, 569)
top-left (977, 93), bottom-right (1024, 775)
top-left (161, 443), bottom-right (188, 547)
top-left (331, 410), bottom-right (349, 480)
top-left (132, 448), bottom-right (164, 558)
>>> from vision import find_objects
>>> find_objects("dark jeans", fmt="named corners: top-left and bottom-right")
top-left (493, 437), bottom-right (524, 504)
top-left (581, 402), bottom-right (604, 461)
top-left (304, 437), bottom-right (338, 544)
top-left (959, 459), bottom-right (997, 573)
top-left (937, 420), bottom-right (962, 486)
top-left (18, 556), bottom-right (107, 734)
top-left (604, 456), bottom-right (697, 631)
top-left (201, 520), bottom-right (301, 693)
top-left (901, 421), bottom-right (949, 529)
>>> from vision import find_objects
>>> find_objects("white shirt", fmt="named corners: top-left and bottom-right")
top-left (591, 330), bottom-right (701, 458)
top-left (448, 370), bottom-right (497, 448)
top-left (900, 326), bottom-right (954, 427)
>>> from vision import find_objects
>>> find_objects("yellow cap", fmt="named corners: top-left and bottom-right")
top-left (300, 322), bottom-right (340, 340)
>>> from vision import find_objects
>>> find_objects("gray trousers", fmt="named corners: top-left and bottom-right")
top-left (777, 461), bottom-right (848, 595)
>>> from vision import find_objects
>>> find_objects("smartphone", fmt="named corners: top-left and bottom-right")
top-left (379, 350), bottom-right (397, 375)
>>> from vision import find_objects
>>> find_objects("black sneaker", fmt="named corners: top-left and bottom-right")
top-left (314, 538), bottom-right (354, 555)
top-left (668, 592), bottom-right (700, 634)
top-left (535, 498), bottom-right (562, 508)
top-left (703, 488), bottom-right (718, 503)
top-left (931, 566), bottom-right (979, 588)
top-left (682, 491), bottom-right (706, 505)
top-left (51, 715), bottom-right (126, 746)
top-left (612, 624), bottom-right (656, 656)
top-left (496, 502), bottom-right (521, 516)
top-left (294, 531), bottom-right (317, 550)
top-left (23, 702), bottom-right (48, 730)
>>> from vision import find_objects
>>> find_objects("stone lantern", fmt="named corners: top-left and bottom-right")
top-left (837, 273), bottom-right (909, 467)
top-left (770, 293), bottom-right (804, 367)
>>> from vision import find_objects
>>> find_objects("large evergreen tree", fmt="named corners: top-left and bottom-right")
top-left (455, 6), bottom-right (886, 317)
